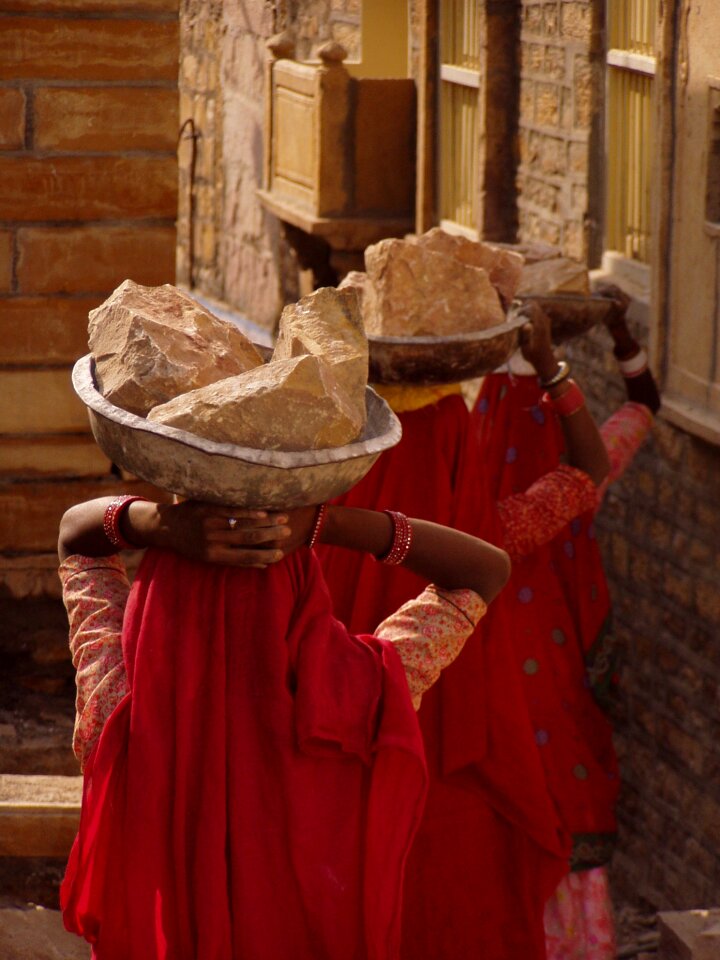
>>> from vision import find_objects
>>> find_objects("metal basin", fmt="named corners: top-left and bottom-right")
top-left (72, 354), bottom-right (402, 508)
top-left (367, 311), bottom-right (528, 385)
top-left (367, 294), bottom-right (619, 384)
top-left (516, 293), bottom-right (620, 343)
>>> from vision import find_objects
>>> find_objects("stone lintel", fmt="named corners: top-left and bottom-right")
top-left (256, 189), bottom-right (412, 250)
top-left (659, 910), bottom-right (720, 960)
top-left (0, 775), bottom-right (82, 858)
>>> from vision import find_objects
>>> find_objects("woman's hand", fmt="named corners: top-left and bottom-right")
top-left (518, 303), bottom-right (559, 382)
top-left (131, 501), bottom-right (293, 568)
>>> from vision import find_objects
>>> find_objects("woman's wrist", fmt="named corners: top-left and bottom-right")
top-left (321, 505), bottom-right (394, 557)
top-left (533, 351), bottom-right (561, 383)
top-left (124, 500), bottom-right (162, 549)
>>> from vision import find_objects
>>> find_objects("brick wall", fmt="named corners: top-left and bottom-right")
top-left (517, 0), bottom-right (601, 260)
top-left (514, 0), bottom-right (720, 913)
top-left (176, 0), bottom-right (222, 298)
top-left (566, 327), bottom-right (720, 910)
top-left (0, 0), bottom-right (178, 593)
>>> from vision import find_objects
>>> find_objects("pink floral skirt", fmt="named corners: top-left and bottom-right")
top-left (544, 867), bottom-right (616, 960)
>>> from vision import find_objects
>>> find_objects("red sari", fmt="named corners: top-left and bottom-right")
top-left (61, 548), bottom-right (427, 960)
top-left (317, 394), bottom-right (570, 960)
top-left (472, 373), bottom-right (619, 871)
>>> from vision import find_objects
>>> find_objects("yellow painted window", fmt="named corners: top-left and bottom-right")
top-left (439, 0), bottom-right (480, 233)
top-left (605, 0), bottom-right (658, 262)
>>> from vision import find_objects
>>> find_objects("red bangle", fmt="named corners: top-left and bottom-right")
top-left (542, 379), bottom-right (586, 418)
top-left (308, 503), bottom-right (327, 549)
top-left (103, 495), bottom-right (147, 550)
top-left (378, 510), bottom-right (413, 565)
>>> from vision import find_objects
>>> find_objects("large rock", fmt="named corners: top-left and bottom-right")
top-left (415, 227), bottom-right (524, 307)
top-left (363, 238), bottom-right (506, 336)
top-left (89, 281), bottom-right (264, 416)
top-left (516, 257), bottom-right (590, 296)
top-left (148, 354), bottom-right (365, 451)
top-left (273, 286), bottom-right (368, 417)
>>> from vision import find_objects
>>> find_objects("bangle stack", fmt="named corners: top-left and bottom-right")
top-left (617, 347), bottom-right (648, 379)
top-left (307, 503), bottom-right (328, 549)
top-left (539, 360), bottom-right (571, 390)
top-left (542, 378), bottom-right (586, 418)
top-left (103, 495), bottom-right (147, 550)
top-left (378, 510), bottom-right (413, 565)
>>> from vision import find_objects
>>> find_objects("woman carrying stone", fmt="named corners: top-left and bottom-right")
top-left (58, 489), bottom-right (510, 960)
top-left (471, 284), bottom-right (659, 960)
top-left (316, 302), bottom-right (612, 960)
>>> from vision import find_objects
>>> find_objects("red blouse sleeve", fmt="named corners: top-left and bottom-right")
top-left (596, 401), bottom-right (654, 503)
top-left (497, 464), bottom-right (598, 561)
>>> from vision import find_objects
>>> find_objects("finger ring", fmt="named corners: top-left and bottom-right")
top-left (228, 517), bottom-right (238, 530)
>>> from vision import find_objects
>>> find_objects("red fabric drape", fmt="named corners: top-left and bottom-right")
top-left (61, 548), bottom-right (427, 960)
top-left (471, 374), bottom-right (619, 863)
top-left (317, 395), bottom-right (570, 960)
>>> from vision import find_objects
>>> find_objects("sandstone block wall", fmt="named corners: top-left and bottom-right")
top-left (0, 0), bottom-right (179, 592)
top-left (274, 0), bottom-right (361, 61)
top-left (177, 0), bottom-right (362, 330)
top-left (566, 327), bottom-right (720, 910)
top-left (517, 0), bottom-right (601, 260)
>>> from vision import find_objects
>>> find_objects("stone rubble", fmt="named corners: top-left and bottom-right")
top-left (89, 280), bottom-right (264, 416)
top-left (273, 285), bottom-right (368, 418)
top-left (414, 227), bottom-right (524, 308)
top-left (148, 354), bottom-right (365, 451)
top-left (362, 237), bottom-right (507, 336)
top-left (92, 284), bottom-right (368, 452)
top-left (516, 256), bottom-right (590, 296)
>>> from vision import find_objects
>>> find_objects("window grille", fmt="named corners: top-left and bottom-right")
top-left (439, 0), bottom-right (480, 232)
top-left (605, 0), bottom-right (658, 262)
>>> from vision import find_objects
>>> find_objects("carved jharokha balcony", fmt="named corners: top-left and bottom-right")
top-left (258, 35), bottom-right (416, 275)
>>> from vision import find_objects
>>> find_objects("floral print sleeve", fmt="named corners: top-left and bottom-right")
top-left (375, 586), bottom-right (487, 710)
top-left (497, 464), bottom-right (598, 561)
top-left (59, 554), bottom-right (130, 770)
top-left (596, 401), bottom-right (653, 503)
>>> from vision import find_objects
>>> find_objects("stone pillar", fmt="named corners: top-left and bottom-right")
top-left (477, 0), bottom-right (522, 242)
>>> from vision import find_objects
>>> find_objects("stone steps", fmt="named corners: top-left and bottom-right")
top-left (0, 904), bottom-right (89, 960)
top-left (0, 775), bottom-right (81, 858)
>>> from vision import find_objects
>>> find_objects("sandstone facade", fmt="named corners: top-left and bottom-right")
top-left (0, 0), bottom-right (178, 575)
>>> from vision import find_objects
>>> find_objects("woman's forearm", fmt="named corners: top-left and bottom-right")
top-left (532, 354), bottom-right (610, 487)
top-left (320, 506), bottom-right (510, 602)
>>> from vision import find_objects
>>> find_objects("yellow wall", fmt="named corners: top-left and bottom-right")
top-left (346, 0), bottom-right (409, 79)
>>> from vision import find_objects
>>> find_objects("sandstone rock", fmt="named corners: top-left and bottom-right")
top-left (496, 240), bottom-right (561, 264)
top-left (89, 280), bottom-right (264, 416)
top-left (148, 354), bottom-right (365, 451)
top-left (516, 257), bottom-right (590, 296)
top-left (337, 271), bottom-right (368, 309)
top-left (415, 227), bottom-right (525, 307)
top-left (363, 238), bottom-right (506, 336)
top-left (273, 286), bottom-right (368, 418)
